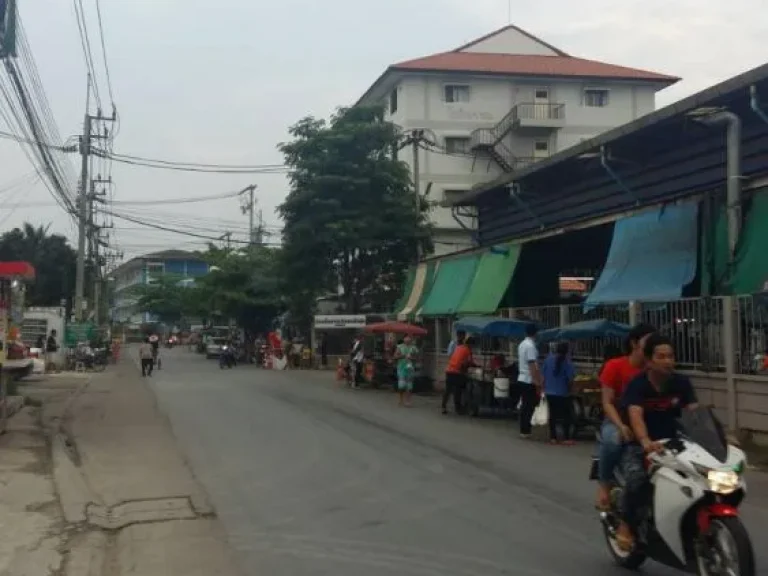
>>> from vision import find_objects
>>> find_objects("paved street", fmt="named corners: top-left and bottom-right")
top-left (147, 348), bottom-right (768, 576)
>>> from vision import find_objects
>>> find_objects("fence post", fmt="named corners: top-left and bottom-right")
top-left (435, 318), bottom-right (442, 355)
top-left (628, 301), bottom-right (641, 325)
top-left (559, 305), bottom-right (569, 327)
top-left (722, 295), bottom-right (738, 432)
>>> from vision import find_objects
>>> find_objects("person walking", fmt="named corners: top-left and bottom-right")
top-left (394, 335), bottom-right (419, 406)
top-left (139, 338), bottom-right (154, 377)
top-left (442, 335), bottom-right (475, 415)
top-left (45, 329), bottom-right (59, 372)
top-left (517, 324), bottom-right (542, 439)
top-left (542, 342), bottom-right (576, 445)
top-left (350, 334), bottom-right (364, 388)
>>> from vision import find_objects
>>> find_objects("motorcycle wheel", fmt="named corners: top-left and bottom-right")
top-left (696, 516), bottom-right (755, 576)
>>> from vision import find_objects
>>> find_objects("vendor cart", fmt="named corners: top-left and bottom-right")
top-left (454, 316), bottom-right (537, 418)
top-left (538, 319), bottom-right (631, 437)
top-left (362, 321), bottom-right (430, 392)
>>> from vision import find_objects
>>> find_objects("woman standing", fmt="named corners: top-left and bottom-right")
top-left (542, 342), bottom-right (576, 444)
top-left (394, 335), bottom-right (419, 406)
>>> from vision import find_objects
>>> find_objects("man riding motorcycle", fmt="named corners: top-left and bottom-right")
top-left (616, 332), bottom-right (698, 551)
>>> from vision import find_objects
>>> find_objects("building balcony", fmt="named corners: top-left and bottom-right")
top-left (469, 128), bottom-right (541, 173)
top-left (509, 103), bottom-right (566, 130)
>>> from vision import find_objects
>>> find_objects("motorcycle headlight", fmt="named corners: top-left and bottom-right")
top-left (694, 464), bottom-right (741, 495)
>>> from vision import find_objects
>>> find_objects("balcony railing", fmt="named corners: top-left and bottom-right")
top-left (511, 103), bottom-right (566, 125)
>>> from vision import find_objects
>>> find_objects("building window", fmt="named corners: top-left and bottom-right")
top-left (584, 88), bottom-right (609, 107)
top-left (146, 262), bottom-right (164, 284)
top-left (444, 137), bottom-right (471, 154)
top-left (444, 84), bottom-right (470, 103)
top-left (533, 140), bottom-right (550, 158)
top-left (389, 89), bottom-right (398, 114)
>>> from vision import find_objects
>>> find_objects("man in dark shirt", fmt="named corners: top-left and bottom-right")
top-left (615, 333), bottom-right (698, 551)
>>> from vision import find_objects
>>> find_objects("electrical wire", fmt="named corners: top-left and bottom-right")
top-left (91, 148), bottom-right (287, 174)
top-left (73, 0), bottom-right (102, 110)
top-left (94, 0), bottom-right (114, 105)
top-left (111, 189), bottom-right (243, 206)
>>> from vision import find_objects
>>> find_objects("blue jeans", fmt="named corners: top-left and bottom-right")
top-left (598, 420), bottom-right (624, 483)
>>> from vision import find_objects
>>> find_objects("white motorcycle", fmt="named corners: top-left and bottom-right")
top-left (590, 408), bottom-right (755, 575)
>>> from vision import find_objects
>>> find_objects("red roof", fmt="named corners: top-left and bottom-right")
top-left (391, 52), bottom-right (679, 83)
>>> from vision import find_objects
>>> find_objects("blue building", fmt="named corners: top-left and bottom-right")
top-left (109, 249), bottom-right (209, 325)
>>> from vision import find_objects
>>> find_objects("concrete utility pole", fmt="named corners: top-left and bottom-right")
top-left (74, 105), bottom-right (115, 321)
top-left (74, 113), bottom-right (91, 321)
top-left (239, 184), bottom-right (257, 245)
top-left (219, 232), bottom-right (232, 251)
top-left (90, 176), bottom-right (111, 324)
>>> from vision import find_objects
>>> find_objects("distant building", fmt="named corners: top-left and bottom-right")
top-left (356, 24), bottom-right (678, 255)
top-left (109, 250), bottom-right (209, 325)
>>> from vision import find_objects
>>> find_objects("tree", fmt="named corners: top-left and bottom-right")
top-left (278, 105), bottom-right (431, 324)
top-left (193, 245), bottom-right (284, 335)
top-left (0, 223), bottom-right (77, 307)
top-left (129, 273), bottom-right (190, 326)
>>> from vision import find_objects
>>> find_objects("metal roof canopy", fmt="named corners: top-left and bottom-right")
top-left (454, 63), bottom-right (768, 246)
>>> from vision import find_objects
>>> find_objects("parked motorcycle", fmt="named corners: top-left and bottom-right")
top-left (590, 407), bottom-right (754, 575)
top-left (219, 345), bottom-right (235, 369)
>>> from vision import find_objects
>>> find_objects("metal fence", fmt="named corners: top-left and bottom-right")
top-left (494, 294), bottom-right (768, 374)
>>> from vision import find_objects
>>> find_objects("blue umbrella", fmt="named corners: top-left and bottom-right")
top-left (455, 316), bottom-right (538, 339)
top-left (538, 319), bottom-right (631, 343)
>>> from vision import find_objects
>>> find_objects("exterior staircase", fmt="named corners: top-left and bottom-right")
top-left (469, 102), bottom-right (565, 172)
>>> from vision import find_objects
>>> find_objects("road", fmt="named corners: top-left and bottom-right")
top-left (147, 348), bottom-right (768, 576)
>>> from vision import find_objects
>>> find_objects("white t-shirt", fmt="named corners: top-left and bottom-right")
top-left (517, 337), bottom-right (538, 384)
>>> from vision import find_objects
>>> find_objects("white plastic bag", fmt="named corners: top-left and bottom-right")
top-left (531, 396), bottom-right (549, 427)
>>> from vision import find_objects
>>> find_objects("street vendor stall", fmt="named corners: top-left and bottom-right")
top-left (538, 319), bottom-right (631, 436)
top-left (454, 316), bottom-right (537, 417)
top-left (0, 262), bottom-right (35, 434)
top-left (362, 321), bottom-right (428, 390)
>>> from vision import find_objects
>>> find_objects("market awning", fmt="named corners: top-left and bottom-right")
top-left (704, 188), bottom-right (768, 294)
top-left (455, 316), bottom-right (535, 338)
top-left (397, 262), bottom-right (435, 320)
top-left (419, 255), bottom-right (480, 317)
top-left (392, 267), bottom-right (416, 314)
top-left (456, 244), bottom-right (520, 315)
top-left (0, 261), bottom-right (35, 279)
top-left (585, 203), bottom-right (698, 307)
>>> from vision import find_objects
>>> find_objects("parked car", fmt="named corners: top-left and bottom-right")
top-left (205, 337), bottom-right (227, 359)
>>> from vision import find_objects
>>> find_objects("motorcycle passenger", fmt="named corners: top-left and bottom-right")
top-left (595, 323), bottom-right (656, 510)
top-left (616, 333), bottom-right (698, 551)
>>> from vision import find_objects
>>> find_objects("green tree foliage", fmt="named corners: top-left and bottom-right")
top-left (192, 245), bottom-right (284, 334)
top-left (130, 245), bottom-right (284, 334)
top-left (129, 273), bottom-right (190, 326)
top-left (0, 223), bottom-right (77, 307)
top-left (278, 105), bottom-right (431, 324)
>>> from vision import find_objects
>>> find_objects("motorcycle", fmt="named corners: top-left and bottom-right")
top-left (590, 407), bottom-right (754, 575)
top-left (219, 345), bottom-right (235, 369)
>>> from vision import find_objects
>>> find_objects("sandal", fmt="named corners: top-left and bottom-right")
top-left (615, 532), bottom-right (634, 552)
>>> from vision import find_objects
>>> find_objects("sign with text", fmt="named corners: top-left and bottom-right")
top-left (313, 315), bottom-right (366, 330)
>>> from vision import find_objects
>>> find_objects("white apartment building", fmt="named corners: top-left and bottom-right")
top-left (357, 25), bottom-right (679, 255)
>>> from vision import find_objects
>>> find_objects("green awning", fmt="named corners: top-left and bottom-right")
top-left (419, 255), bottom-right (480, 317)
top-left (392, 267), bottom-right (416, 313)
top-left (397, 262), bottom-right (436, 320)
top-left (456, 244), bottom-right (520, 314)
top-left (703, 189), bottom-right (768, 295)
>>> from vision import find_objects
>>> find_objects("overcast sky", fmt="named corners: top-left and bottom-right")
top-left (1, 0), bottom-right (766, 259)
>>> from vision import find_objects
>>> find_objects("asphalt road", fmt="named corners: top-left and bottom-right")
top-left (147, 348), bottom-right (768, 576)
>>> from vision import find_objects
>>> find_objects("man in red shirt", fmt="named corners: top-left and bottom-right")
top-left (595, 323), bottom-right (656, 510)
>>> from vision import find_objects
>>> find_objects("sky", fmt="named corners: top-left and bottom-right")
top-left (1, 0), bottom-right (766, 260)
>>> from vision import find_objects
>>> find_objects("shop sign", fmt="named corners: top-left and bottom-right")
top-left (313, 315), bottom-right (366, 330)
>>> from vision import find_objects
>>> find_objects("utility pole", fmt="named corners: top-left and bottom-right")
top-left (74, 114), bottom-right (91, 321)
top-left (219, 232), bottom-right (232, 251)
top-left (74, 105), bottom-right (115, 321)
top-left (256, 209), bottom-right (264, 245)
top-left (89, 176), bottom-right (111, 324)
top-left (400, 129), bottom-right (426, 262)
top-left (239, 184), bottom-right (257, 245)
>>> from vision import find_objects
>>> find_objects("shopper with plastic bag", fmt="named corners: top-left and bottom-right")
top-left (540, 342), bottom-right (576, 444)
top-left (517, 324), bottom-right (542, 439)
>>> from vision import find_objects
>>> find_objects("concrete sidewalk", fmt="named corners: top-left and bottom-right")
top-left (19, 360), bottom-right (242, 576)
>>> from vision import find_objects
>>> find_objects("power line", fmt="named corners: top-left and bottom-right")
top-left (91, 148), bottom-right (287, 173)
top-left (73, 0), bottom-right (102, 110)
top-left (105, 209), bottom-right (280, 246)
top-left (94, 0), bottom-right (114, 105)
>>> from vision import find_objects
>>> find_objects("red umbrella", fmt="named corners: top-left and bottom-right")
top-left (363, 321), bottom-right (428, 336)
